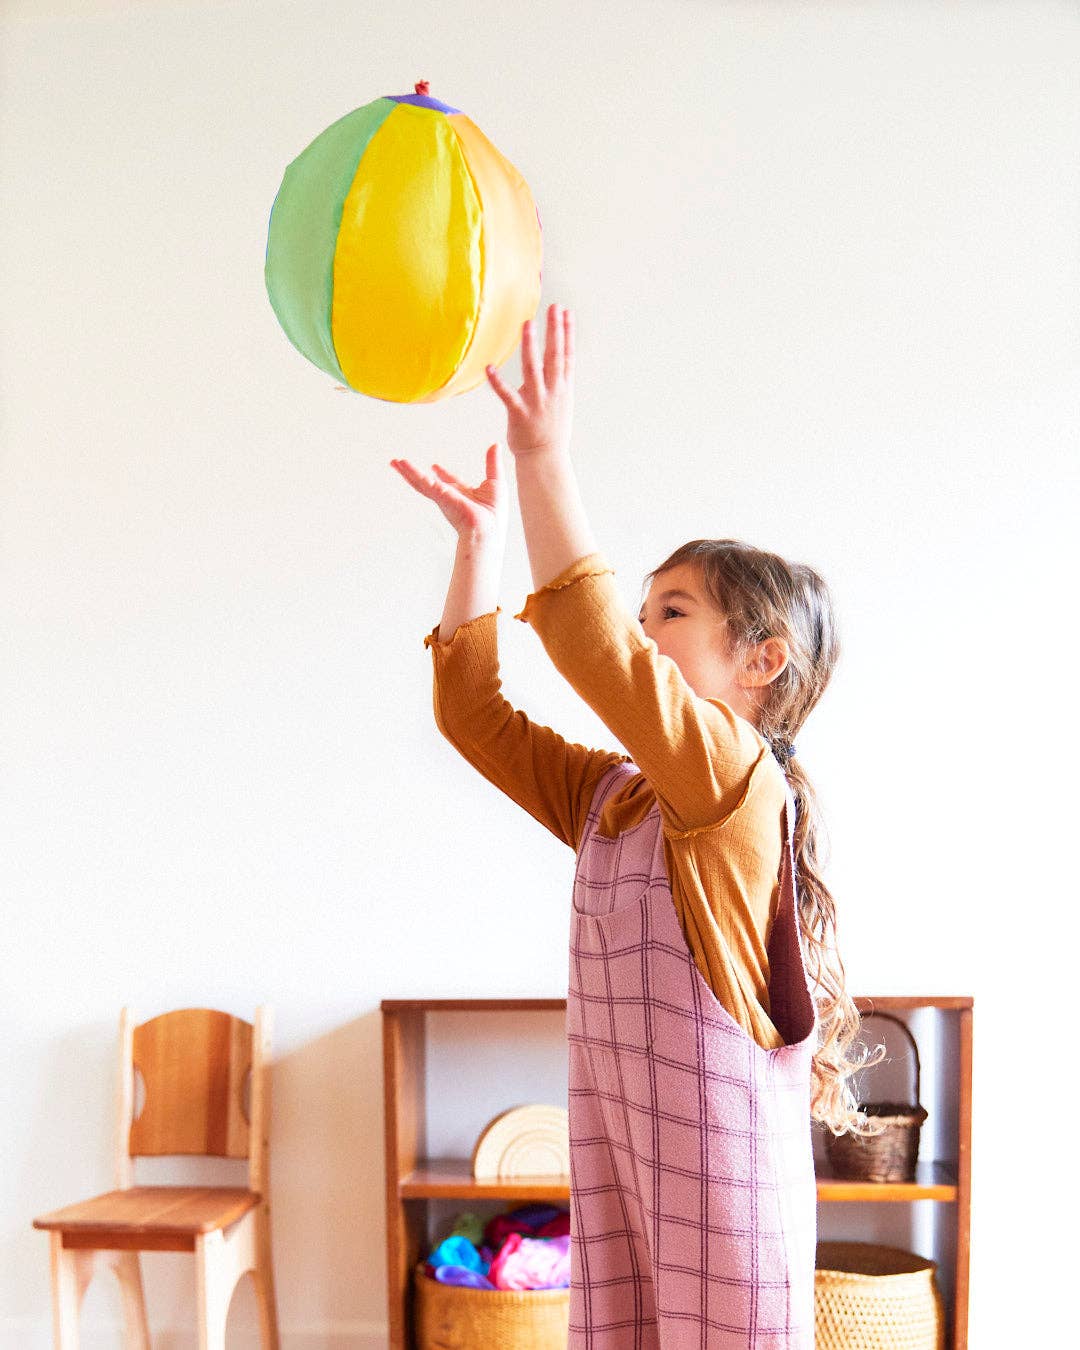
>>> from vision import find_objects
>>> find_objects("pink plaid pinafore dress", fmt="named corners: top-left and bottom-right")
top-left (566, 761), bottom-right (817, 1348)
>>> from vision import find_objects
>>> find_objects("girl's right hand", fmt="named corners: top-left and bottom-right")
top-left (390, 443), bottom-right (508, 545)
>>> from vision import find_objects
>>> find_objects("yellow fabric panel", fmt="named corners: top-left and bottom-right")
top-left (331, 105), bottom-right (482, 402)
top-left (417, 114), bottom-right (543, 402)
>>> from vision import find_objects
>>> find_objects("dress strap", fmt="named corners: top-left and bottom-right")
top-left (577, 760), bottom-right (634, 855)
top-left (767, 783), bottom-right (816, 1046)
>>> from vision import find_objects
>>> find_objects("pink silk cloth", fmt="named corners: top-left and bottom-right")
top-left (567, 762), bottom-right (817, 1348)
top-left (488, 1231), bottom-right (572, 1290)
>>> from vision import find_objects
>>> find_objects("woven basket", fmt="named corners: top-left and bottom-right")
top-left (413, 1262), bottom-right (570, 1350)
top-left (815, 1242), bottom-right (944, 1350)
top-left (825, 1011), bottom-right (928, 1182)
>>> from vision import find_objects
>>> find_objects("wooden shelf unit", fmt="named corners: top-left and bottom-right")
top-left (382, 995), bottom-right (972, 1349)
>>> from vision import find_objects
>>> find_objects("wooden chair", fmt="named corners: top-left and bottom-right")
top-left (33, 1006), bottom-right (280, 1349)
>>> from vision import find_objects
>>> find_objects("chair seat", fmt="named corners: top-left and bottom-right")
top-left (33, 1185), bottom-right (261, 1237)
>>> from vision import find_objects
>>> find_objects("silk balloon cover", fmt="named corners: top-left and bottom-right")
top-left (265, 88), bottom-right (543, 402)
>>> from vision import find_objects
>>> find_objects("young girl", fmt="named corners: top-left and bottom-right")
top-left (391, 304), bottom-right (864, 1349)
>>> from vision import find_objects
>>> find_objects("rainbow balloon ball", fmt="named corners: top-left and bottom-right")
top-left (265, 83), bottom-right (543, 403)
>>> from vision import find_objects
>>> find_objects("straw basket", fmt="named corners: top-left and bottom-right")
top-left (815, 1242), bottom-right (944, 1350)
top-left (413, 1262), bottom-right (570, 1350)
top-left (825, 1011), bottom-right (928, 1182)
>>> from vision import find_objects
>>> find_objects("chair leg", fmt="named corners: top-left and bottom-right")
top-left (252, 1206), bottom-right (281, 1350)
top-left (48, 1233), bottom-right (97, 1349)
top-left (195, 1230), bottom-right (230, 1350)
top-left (112, 1251), bottom-right (151, 1349)
top-left (196, 1213), bottom-right (260, 1350)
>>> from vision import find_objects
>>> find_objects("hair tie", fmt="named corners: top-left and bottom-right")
top-left (769, 737), bottom-right (796, 769)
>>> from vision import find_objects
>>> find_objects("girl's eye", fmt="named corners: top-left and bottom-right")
top-left (662, 607), bottom-right (683, 619)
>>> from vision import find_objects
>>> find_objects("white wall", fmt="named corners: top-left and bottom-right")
top-left (2, 0), bottom-right (1077, 1344)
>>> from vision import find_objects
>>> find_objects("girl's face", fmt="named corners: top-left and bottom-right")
top-left (638, 562), bottom-right (751, 715)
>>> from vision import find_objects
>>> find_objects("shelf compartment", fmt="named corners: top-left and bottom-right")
top-left (383, 996), bottom-right (971, 1349)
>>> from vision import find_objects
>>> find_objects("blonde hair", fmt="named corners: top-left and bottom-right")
top-left (646, 538), bottom-right (877, 1136)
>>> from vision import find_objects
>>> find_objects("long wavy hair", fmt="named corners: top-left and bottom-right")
top-left (645, 538), bottom-right (877, 1135)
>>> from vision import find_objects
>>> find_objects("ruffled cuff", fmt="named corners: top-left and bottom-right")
top-left (423, 608), bottom-right (501, 651)
top-left (514, 553), bottom-right (614, 624)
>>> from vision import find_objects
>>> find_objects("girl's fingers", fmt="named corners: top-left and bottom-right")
top-left (544, 303), bottom-right (564, 387)
top-left (391, 458), bottom-right (490, 525)
top-left (390, 460), bottom-right (436, 501)
top-left (391, 459), bottom-right (451, 502)
top-left (389, 457), bottom-right (420, 486)
top-left (543, 304), bottom-right (556, 385)
top-left (432, 443), bottom-right (501, 493)
top-left (431, 463), bottom-right (470, 492)
top-left (563, 308), bottom-right (575, 382)
top-left (390, 457), bottom-right (429, 488)
top-left (519, 318), bottom-right (542, 396)
top-left (486, 363), bottom-right (527, 417)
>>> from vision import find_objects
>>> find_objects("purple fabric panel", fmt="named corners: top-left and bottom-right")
top-left (567, 762), bottom-right (816, 1348)
top-left (387, 92), bottom-right (460, 114)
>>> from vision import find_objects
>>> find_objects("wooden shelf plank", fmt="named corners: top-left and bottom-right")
top-left (401, 1159), bottom-right (570, 1201)
top-left (381, 998), bottom-right (567, 1014)
top-left (815, 1160), bottom-right (958, 1202)
top-left (399, 1158), bottom-right (957, 1204)
top-left (853, 996), bottom-right (973, 1013)
top-left (381, 996), bottom-right (973, 1015)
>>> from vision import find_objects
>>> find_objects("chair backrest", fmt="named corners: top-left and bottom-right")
top-left (115, 1006), bottom-right (271, 1191)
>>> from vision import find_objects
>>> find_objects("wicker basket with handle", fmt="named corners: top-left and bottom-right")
top-left (825, 1010), bottom-right (928, 1183)
top-left (815, 1241), bottom-right (944, 1350)
top-left (413, 1262), bottom-right (569, 1350)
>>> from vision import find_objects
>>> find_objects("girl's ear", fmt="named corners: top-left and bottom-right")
top-left (740, 637), bottom-right (790, 689)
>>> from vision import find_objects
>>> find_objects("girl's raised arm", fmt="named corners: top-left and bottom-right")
top-left (391, 443), bottom-right (624, 848)
top-left (485, 305), bottom-right (598, 590)
top-left (487, 307), bottom-right (766, 834)
top-left (390, 443), bottom-right (507, 640)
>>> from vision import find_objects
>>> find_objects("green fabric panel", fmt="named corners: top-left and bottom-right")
top-left (265, 99), bottom-right (397, 384)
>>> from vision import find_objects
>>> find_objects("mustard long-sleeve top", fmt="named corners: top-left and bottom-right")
top-left (424, 552), bottom-right (790, 1050)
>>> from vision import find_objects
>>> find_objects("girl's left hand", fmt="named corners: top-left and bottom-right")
top-left (390, 443), bottom-right (508, 546)
top-left (486, 303), bottom-right (575, 460)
